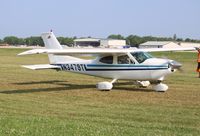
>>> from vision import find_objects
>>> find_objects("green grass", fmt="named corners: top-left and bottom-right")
top-left (0, 48), bottom-right (200, 136)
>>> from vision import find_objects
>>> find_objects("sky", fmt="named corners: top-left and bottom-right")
top-left (0, 0), bottom-right (200, 39)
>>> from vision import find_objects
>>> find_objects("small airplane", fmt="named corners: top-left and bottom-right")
top-left (18, 32), bottom-right (197, 92)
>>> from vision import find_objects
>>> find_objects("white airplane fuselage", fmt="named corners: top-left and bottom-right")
top-left (53, 58), bottom-right (173, 81)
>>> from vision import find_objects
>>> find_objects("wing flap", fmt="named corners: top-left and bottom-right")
top-left (22, 64), bottom-right (61, 70)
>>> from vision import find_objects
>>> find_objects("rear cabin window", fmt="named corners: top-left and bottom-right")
top-left (99, 56), bottom-right (113, 64)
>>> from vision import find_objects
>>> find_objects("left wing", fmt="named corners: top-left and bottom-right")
top-left (18, 47), bottom-right (197, 56)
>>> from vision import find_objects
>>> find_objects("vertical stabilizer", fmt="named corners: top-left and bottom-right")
top-left (41, 32), bottom-right (62, 49)
top-left (41, 32), bottom-right (62, 64)
top-left (41, 31), bottom-right (82, 64)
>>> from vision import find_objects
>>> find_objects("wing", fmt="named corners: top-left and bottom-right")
top-left (18, 48), bottom-right (130, 56)
top-left (138, 47), bottom-right (196, 52)
top-left (22, 64), bottom-right (61, 70)
top-left (18, 47), bottom-right (197, 56)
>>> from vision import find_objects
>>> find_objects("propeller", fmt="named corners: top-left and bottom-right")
top-left (168, 60), bottom-right (183, 72)
top-left (161, 56), bottom-right (183, 72)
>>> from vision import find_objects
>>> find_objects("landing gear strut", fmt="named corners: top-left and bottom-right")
top-left (136, 81), bottom-right (150, 88)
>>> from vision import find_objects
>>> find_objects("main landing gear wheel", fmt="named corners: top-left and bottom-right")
top-left (152, 83), bottom-right (168, 92)
top-left (96, 79), bottom-right (117, 91)
top-left (96, 82), bottom-right (113, 91)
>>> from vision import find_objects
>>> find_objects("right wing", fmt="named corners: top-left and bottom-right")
top-left (22, 64), bottom-right (61, 70)
top-left (17, 47), bottom-right (197, 56)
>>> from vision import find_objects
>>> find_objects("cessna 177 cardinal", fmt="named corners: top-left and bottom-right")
top-left (18, 32), bottom-right (197, 92)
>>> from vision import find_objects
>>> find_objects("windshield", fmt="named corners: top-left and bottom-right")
top-left (131, 52), bottom-right (153, 63)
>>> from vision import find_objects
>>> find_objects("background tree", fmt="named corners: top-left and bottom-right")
top-left (142, 36), bottom-right (157, 41)
top-left (57, 37), bottom-right (74, 46)
top-left (126, 35), bottom-right (145, 47)
top-left (3, 36), bottom-right (21, 45)
top-left (185, 38), bottom-right (191, 42)
top-left (25, 37), bottom-right (44, 46)
top-left (176, 38), bottom-right (183, 42)
top-left (173, 34), bottom-right (177, 41)
top-left (107, 34), bottom-right (124, 39)
top-left (1, 34), bottom-right (200, 46)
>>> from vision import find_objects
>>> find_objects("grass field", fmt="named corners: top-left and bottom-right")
top-left (0, 48), bottom-right (200, 136)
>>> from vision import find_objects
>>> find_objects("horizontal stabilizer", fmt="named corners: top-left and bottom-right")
top-left (18, 49), bottom-right (49, 56)
top-left (22, 64), bottom-right (61, 70)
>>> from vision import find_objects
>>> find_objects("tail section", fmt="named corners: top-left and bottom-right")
top-left (41, 31), bottom-right (83, 64)
top-left (41, 32), bottom-right (63, 49)
top-left (41, 32), bottom-right (63, 64)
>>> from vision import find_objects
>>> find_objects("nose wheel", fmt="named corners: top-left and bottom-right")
top-left (152, 83), bottom-right (168, 92)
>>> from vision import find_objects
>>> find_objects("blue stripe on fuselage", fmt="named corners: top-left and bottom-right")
top-left (86, 64), bottom-right (168, 71)
top-left (87, 64), bottom-right (167, 68)
top-left (54, 64), bottom-right (169, 71)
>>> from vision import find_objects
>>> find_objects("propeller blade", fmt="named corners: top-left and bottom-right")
top-left (169, 60), bottom-right (183, 71)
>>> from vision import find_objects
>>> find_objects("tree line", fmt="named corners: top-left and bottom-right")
top-left (107, 34), bottom-right (200, 47)
top-left (0, 34), bottom-right (199, 47)
top-left (0, 36), bottom-right (74, 47)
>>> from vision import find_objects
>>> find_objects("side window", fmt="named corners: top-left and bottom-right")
top-left (99, 56), bottom-right (113, 64)
top-left (118, 55), bottom-right (134, 64)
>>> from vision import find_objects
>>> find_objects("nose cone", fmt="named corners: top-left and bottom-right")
top-left (169, 60), bottom-right (182, 70)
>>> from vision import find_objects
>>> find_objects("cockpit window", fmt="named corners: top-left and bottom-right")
top-left (118, 55), bottom-right (134, 64)
top-left (99, 56), bottom-right (113, 64)
top-left (131, 52), bottom-right (153, 63)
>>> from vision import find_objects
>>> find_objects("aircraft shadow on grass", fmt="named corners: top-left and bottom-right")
top-left (0, 80), bottom-right (153, 94)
